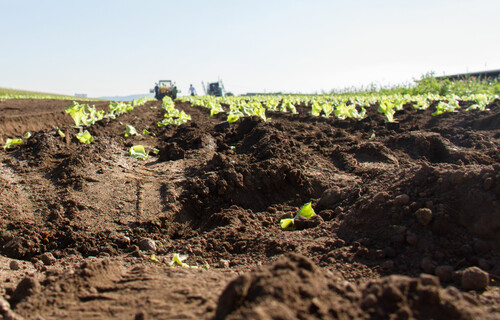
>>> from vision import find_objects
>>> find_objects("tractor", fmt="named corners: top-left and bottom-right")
top-left (151, 80), bottom-right (178, 100)
top-left (202, 80), bottom-right (225, 97)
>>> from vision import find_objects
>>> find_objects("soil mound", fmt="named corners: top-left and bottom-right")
top-left (216, 254), bottom-right (499, 320)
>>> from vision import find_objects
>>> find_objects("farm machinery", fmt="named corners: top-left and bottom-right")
top-left (151, 80), bottom-right (178, 100)
top-left (202, 80), bottom-right (225, 97)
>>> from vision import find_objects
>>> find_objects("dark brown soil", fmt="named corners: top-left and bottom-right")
top-left (0, 97), bottom-right (499, 319)
top-left (0, 99), bottom-right (110, 144)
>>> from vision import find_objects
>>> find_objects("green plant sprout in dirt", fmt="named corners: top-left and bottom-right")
top-left (128, 145), bottom-right (149, 160)
top-left (76, 130), bottom-right (94, 144)
top-left (3, 138), bottom-right (23, 150)
top-left (280, 202), bottom-right (316, 230)
top-left (124, 125), bottom-right (140, 137)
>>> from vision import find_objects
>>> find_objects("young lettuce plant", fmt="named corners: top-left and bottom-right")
top-left (128, 145), bottom-right (149, 160)
top-left (65, 102), bottom-right (89, 127)
top-left (280, 202), bottom-right (316, 230)
top-left (311, 100), bottom-right (322, 117)
top-left (322, 102), bottom-right (334, 118)
top-left (432, 99), bottom-right (460, 116)
top-left (124, 125), bottom-right (140, 137)
top-left (466, 94), bottom-right (491, 112)
top-left (377, 99), bottom-right (396, 122)
top-left (227, 110), bottom-right (244, 123)
top-left (76, 130), bottom-right (94, 144)
top-left (169, 253), bottom-right (210, 270)
top-left (3, 138), bottom-right (23, 150)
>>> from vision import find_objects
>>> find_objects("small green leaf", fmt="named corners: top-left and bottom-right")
top-left (298, 202), bottom-right (315, 218)
top-left (23, 132), bottom-right (31, 139)
top-left (142, 129), bottom-right (152, 135)
top-left (57, 128), bottom-right (66, 138)
top-left (65, 101), bottom-right (88, 127)
top-left (125, 125), bottom-right (140, 137)
top-left (227, 113), bottom-right (242, 123)
top-left (128, 145), bottom-right (148, 160)
top-left (280, 218), bottom-right (295, 229)
top-left (3, 138), bottom-right (23, 150)
top-left (170, 253), bottom-right (189, 267)
top-left (76, 130), bottom-right (93, 144)
top-left (152, 148), bottom-right (160, 155)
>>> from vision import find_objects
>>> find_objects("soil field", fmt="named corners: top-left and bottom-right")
top-left (0, 99), bottom-right (110, 144)
top-left (0, 97), bottom-right (500, 319)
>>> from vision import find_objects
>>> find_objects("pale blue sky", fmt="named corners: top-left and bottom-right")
top-left (1, 0), bottom-right (499, 97)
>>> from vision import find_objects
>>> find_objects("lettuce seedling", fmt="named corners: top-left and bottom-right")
top-left (56, 128), bottom-right (66, 138)
top-left (76, 130), bottom-right (94, 144)
top-left (322, 102), bottom-right (334, 118)
top-left (280, 202), bottom-right (316, 230)
top-left (378, 99), bottom-right (396, 122)
top-left (65, 102), bottom-right (89, 127)
top-left (168, 253), bottom-right (210, 270)
top-left (169, 253), bottom-right (190, 268)
top-left (311, 100), bottom-right (322, 117)
top-left (227, 110), bottom-right (244, 123)
top-left (128, 145), bottom-right (148, 160)
top-left (124, 125), bottom-right (140, 137)
top-left (3, 138), bottom-right (23, 150)
top-left (432, 100), bottom-right (460, 116)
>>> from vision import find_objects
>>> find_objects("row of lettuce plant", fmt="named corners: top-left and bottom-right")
top-left (157, 96), bottom-right (192, 127)
top-left (127, 96), bottom-right (192, 161)
top-left (178, 92), bottom-right (498, 124)
top-left (63, 97), bottom-right (156, 144)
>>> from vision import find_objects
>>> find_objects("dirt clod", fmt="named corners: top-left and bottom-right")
top-left (40, 253), bottom-right (56, 266)
top-left (461, 266), bottom-right (489, 291)
top-left (10, 277), bottom-right (40, 305)
top-left (415, 207), bottom-right (433, 226)
top-left (9, 261), bottom-right (20, 271)
top-left (138, 238), bottom-right (157, 252)
top-left (393, 194), bottom-right (410, 206)
top-left (435, 265), bottom-right (454, 283)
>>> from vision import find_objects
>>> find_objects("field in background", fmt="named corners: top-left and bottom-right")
top-left (0, 87), bottom-right (102, 101)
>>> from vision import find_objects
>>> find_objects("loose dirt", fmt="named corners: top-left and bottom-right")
top-left (0, 97), bottom-right (499, 319)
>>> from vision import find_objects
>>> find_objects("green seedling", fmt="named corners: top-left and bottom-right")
top-left (227, 110), bottom-right (243, 123)
top-left (124, 125), bottom-right (140, 137)
top-left (169, 253), bottom-right (210, 270)
top-left (3, 138), bottom-right (23, 150)
top-left (23, 132), bottom-right (31, 139)
top-left (169, 253), bottom-right (190, 268)
top-left (128, 145), bottom-right (149, 160)
top-left (280, 202), bottom-right (316, 230)
top-left (57, 128), bottom-right (66, 138)
top-left (76, 130), bottom-right (94, 144)
top-left (65, 101), bottom-right (88, 127)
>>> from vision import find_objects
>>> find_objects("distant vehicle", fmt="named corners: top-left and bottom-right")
top-left (151, 80), bottom-right (178, 100)
top-left (202, 80), bottom-right (225, 97)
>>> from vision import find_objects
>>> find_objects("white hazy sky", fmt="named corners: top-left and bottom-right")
top-left (1, 0), bottom-right (499, 97)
